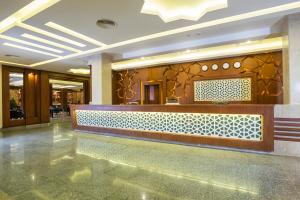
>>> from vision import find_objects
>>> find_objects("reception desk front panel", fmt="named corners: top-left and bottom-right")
top-left (76, 110), bottom-right (262, 141)
top-left (71, 105), bottom-right (274, 151)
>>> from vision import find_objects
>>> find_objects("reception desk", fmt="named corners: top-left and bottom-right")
top-left (70, 104), bottom-right (274, 151)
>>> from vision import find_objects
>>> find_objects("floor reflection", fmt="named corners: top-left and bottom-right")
top-left (0, 123), bottom-right (299, 200)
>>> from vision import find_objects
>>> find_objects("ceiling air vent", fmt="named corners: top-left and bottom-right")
top-left (96, 19), bottom-right (117, 29)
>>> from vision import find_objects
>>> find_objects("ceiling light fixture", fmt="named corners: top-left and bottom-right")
top-left (0, 0), bottom-right (60, 33)
top-left (68, 68), bottom-right (90, 75)
top-left (3, 43), bottom-right (62, 58)
top-left (45, 22), bottom-right (107, 46)
top-left (21, 33), bottom-right (82, 53)
top-left (29, 1), bottom-right (300, 67)
top-left (111, 37), bottom-right (283, 70)
top-left (0, 60), bottom-right (29, 67)
top-left (0, 34), bottom-right (64, 53)
top-left (141, 0), bottom-right (228, 22)
top-left (17, 22), bottom-right (86, 47)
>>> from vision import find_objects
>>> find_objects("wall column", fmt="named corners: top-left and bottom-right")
top-left (0, 64), bottom-right (2, 128)
top-left (89, 54), bottom-right (113, 105)
top-left (282, 14), bottom-right (300, 104)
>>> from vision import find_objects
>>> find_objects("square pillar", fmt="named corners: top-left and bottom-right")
top-left (89, 54), bottom-right (113, 105)
top-left (282, 14), bottom-right (300, 104)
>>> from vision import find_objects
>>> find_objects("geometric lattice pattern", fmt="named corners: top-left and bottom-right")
top-left (194, 78), bottom-right (252, 102)
top-left (76, 110), bottom-right (263, 141)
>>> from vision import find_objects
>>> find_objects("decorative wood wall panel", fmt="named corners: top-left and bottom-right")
top-left (2, 65), bottom-right (91, 127)
top-left (112, 51), bottom-right (283, 105)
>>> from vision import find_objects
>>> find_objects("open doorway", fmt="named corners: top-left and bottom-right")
top-left (49, 79), bottom-right (84, 120)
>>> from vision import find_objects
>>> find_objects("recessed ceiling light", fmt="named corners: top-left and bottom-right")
top-left (0, 60), bottom-right (28, 67)
top-left (141, 0), bottom-right (228, 22)
top-left (3, 43), bottom-right (61, 58)
top-left (0, 0), bottom-right (60, 33)
top-left (45, 22), bottom-right (106, 46)
top-left (111, 37), bottom-right (283, 70)
top-left (21, 33), bottom-right (82, 53)
top-left (96, 19), bottom-right (117, 29)
top-left (17, 22), bottom-right (86, 47)
top-left (68, 68), bottom-right (90, 75)
top-left (0, 34), bottom-right (64, 53)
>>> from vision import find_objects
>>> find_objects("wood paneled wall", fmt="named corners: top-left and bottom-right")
top-left (112, 51), bottom-right (283, 105)
top-left (25, 69), bottom-right (41, 125)
top-left (2, 65), bottom-right (90, 127)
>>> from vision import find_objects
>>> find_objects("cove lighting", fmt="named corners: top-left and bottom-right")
top-left (17, 23), bottom-right (86, 48)
top-left (68, 68), bottom-right (90, 75)
top-left (0, 60), bottom-right (29, 67)
top-left (141, 0), bottom-right (228, 22)
top-left (45, 22), bottom-right (107, 46)
top-left (22, 33), bottom-right (82, 53)
top-left (111, 37), bottom-right (284, 70)
top-left (29, 1), bottom-right (300, 67)
top-left (3, 43), bottom-right (61, 58)
top-left (0, 0), bottom-right (60, 33)
top-left (0, 34), bottom-right (63, 53)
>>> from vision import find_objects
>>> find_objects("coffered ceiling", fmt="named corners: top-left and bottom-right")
top-left (0, 0), bottom-right (300, 74)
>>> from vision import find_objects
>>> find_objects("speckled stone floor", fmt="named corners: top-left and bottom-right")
top-left (0, 123), bottom-right (300, 200)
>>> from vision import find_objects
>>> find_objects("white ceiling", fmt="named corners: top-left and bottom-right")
top-left (0, 0), bottom-right (300, 74)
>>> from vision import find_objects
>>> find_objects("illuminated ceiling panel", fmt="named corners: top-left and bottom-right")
top-left (111, 37), bottom-right (284, 70)
top-left (21, 33), bottom-right (82, 53)
top-left (141, 0), bottom-right (228, 22)
top-left (0, 34), bottom-right (64, 53)
top-left (3, 43), bottom-right (61, 58)
top-left (0, 0), bottom-right (60, 33)
top-left (45, 22), bottom-right (106, 46)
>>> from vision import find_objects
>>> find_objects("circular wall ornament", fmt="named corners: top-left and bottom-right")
top-left (201, 65), bottom-right (208, 72)
top-left (212, 64), bottom-right (219, 71)
top-left (234, 62), bottom-right (241, 69)
top-left (223, 63), bottom-right (230, 70)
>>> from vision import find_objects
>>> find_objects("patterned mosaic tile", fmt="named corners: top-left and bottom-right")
top-left (194, 78), bottom-right (252, 102)
top-left (76, 110), bottom-right (263, 141)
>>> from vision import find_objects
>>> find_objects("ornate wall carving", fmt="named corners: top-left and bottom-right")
top-left (115, 70), bottom-right (138, 104)
top-left (112, 51), bottom-right (283, 104)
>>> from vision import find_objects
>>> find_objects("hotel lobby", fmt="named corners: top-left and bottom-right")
top-left (1, 0), bottom-right (300, 199)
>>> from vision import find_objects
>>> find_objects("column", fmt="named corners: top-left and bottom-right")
top-left (88, 53), bottom-right (113, 105)
top-left (282, 14), bottom-right (300, 104)
top-left (0, 64), bottom-right (2, 128)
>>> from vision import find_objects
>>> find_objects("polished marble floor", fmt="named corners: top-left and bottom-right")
top-left (0, 123), bottom-right (300, 200)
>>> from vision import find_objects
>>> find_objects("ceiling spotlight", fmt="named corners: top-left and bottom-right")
top-left (96, 19), bottom-right (117, 29)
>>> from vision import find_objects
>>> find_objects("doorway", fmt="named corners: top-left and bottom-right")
top-left (140, 80), bottom-right (164, 105)
top-left (49, 79), bottom-right (84, 120)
